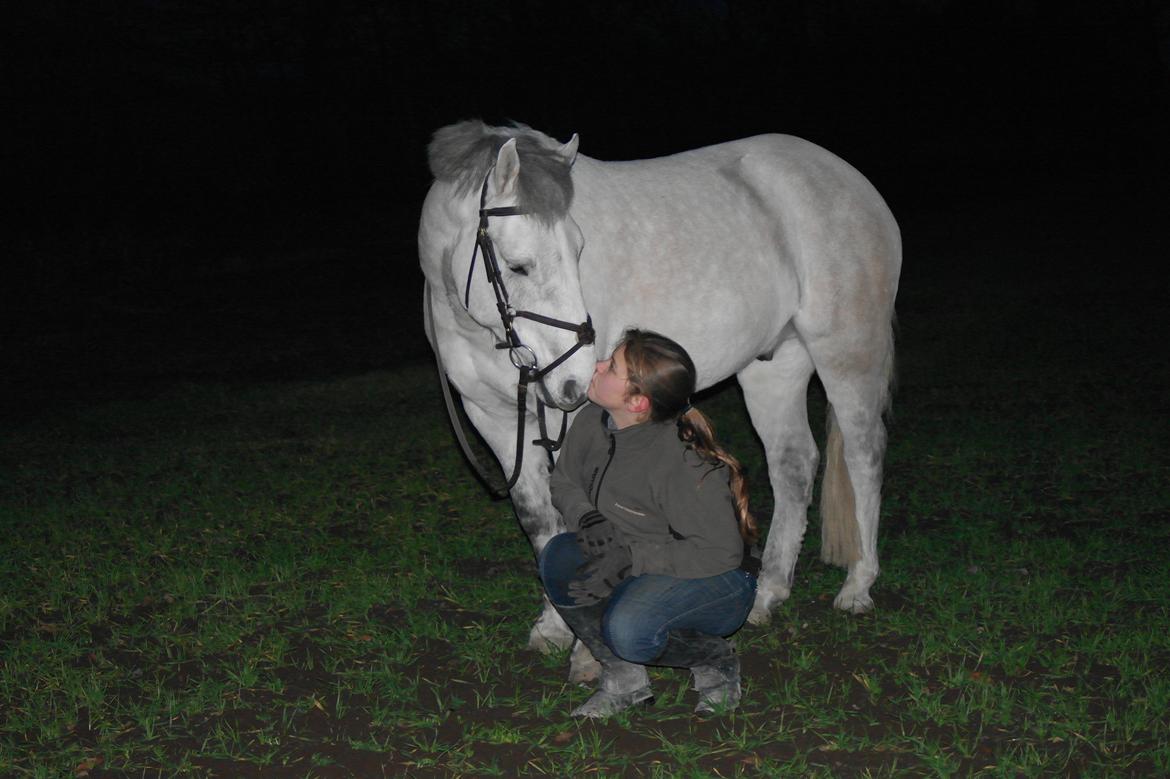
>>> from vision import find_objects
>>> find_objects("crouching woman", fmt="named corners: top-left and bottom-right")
top-left (541, 328), bottom-right (759, 718)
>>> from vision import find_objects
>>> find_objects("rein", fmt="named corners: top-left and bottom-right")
top-left (430, 171), bottom-right (594, 498)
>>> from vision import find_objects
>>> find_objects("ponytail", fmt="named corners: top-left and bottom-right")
top-left (677, 407), bottom-right (758, 545)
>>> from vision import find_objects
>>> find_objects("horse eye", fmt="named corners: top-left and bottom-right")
top-left (508, 264), bottom-right (530, 276)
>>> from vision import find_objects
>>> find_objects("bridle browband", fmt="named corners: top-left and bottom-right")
top-left (432, 169), bottom-right (594, 498)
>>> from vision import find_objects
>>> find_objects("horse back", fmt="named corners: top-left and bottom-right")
top-left (570, 135), bottom-right (899, 384)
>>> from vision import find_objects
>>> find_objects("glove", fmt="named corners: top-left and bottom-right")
top-left (574, 510), bottom-right (623, 560)
top-left (568, 543), bottom-right (633, 606)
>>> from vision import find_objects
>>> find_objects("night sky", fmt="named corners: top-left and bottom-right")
top-left (5, 1), bottom-right (1169, 417)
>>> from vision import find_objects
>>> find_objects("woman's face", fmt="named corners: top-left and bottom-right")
top-left (587, 345), bottom-right (634, 413)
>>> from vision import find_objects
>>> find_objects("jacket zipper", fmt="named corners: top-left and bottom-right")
top-left (592, 433), bottom-right (617, 507)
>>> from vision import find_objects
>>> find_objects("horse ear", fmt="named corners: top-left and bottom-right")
top-left (492, 138), bottom-right (521, 200)
top-left (558, 133), bottom-right (580, 166)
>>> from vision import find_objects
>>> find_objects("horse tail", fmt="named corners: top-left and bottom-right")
top-left (820, 404), bottom-right (860, 567)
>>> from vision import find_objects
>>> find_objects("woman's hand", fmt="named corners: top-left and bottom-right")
top-left (574, 510), bottom-right (623, 559)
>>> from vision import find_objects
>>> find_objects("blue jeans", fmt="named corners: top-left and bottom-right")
top-left (539, 532), bottom-right (756, 664)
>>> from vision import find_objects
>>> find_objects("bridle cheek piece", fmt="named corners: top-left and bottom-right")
top-left (453, 170), bottom-right (595, 494)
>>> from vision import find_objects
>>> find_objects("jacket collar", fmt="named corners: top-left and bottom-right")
top-left (599, 409), bottom-right (675, 452)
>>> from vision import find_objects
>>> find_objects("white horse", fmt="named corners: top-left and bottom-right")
top-left (420, 121), bottom-right (900, 678)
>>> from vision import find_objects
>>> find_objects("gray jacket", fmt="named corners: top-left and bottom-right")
top-left (550, 403), bottom-right (744, 579)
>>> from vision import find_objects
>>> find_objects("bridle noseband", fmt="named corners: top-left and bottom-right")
top-left (437, 170), bottom-right (595, 496)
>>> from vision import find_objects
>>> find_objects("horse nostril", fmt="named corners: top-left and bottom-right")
top-left (562, 379), bottom-right (581, 402)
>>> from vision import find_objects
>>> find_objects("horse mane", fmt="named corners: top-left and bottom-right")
top-left (427, 120), bottom-right (574, 225)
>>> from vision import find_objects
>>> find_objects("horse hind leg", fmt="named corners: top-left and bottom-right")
top-left (736, 340), bottom-right (819, 625)
top-left (808, 338), bottom-right (893, 614)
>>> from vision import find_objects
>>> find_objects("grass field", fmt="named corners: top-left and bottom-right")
top-left (2, 197), bottom-right (1169, 776)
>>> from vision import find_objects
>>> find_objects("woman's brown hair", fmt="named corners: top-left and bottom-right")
top-left (618, 329), bottom-right (758, 544)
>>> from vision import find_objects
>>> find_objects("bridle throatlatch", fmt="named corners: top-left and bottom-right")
top-left (434, 171), bottom-right (594, 498)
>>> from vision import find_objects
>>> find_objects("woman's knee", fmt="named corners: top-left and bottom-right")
top-left (538, 533), bottom-right (580, 606)
top-left (539, 532), bottom-right (577, 573)
top-left (602, 599), bottom-right (665, 664)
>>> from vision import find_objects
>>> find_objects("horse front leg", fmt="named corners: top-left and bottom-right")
top-left (462, 400), bottom-right (600, 682)
top-left (508, 462), bottom-right (575, 653)
top-left (508, 426), bottom-right (601, 684)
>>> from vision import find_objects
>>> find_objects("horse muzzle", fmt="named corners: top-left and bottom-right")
top-left (551, 377), bottom-right (588, 409)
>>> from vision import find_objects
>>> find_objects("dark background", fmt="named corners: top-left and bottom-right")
top-left (5, 0), bottom-right (1169, 420)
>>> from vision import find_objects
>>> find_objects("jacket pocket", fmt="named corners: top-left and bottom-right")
top-left (612, 501), bottom-right (648, 517)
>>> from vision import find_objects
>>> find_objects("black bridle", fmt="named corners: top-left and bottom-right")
top-left (464, 173), bottom-right (595, 377)
top-left (435, 171), bottom-right (594, 497)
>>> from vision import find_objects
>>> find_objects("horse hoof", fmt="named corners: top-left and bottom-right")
top-left (568, 643), bottom-right (601, 684)
top-left (747, 585), bottom-right (789, 625)
top-left (832, 590), bottom-right (874, 614)
top-left (747, 604), bottom-right (772, 626)
top-left (528, 621), bottom-right (574, 653)
top-left (569, 658), bottom-right (601, 684)
top-left (568, 650), bottom-right (603, 683)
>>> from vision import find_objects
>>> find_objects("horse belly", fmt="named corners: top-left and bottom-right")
top-left (582, 226), bottom-right (797, 388)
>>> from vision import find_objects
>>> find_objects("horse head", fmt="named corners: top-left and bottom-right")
top-left (423, 121), bottom-right (595, 410)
